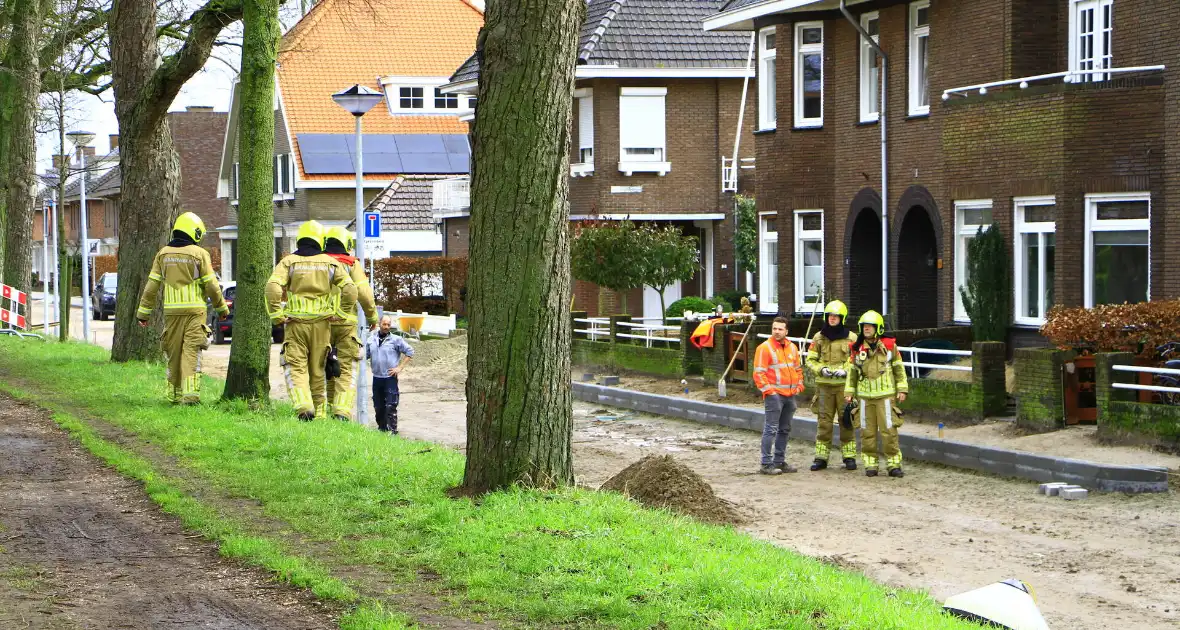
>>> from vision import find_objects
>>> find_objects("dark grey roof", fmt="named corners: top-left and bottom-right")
top-left (366, 176), bottom-right (440, 232)
top-left (445, 0), bottom-right (750, 85)
top-left (719, 0), bottom-right (770, 11)
top-left (297, 134), bottom-right (469, 176)
top-left (63, 160), bottom-right (122, 199)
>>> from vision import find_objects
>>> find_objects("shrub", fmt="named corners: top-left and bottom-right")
top-left (959, 225), bottom-right (1010, 342)
top-left (733, 195), bottom-right (758, 274)
top-left (712, 290), bottom-right (749, 312)
top-left (665, 296), bottom-right (718, 320)
top-left (1041, 299), bottom-right (1180, 360)
top-left (571, 220), bottom-right (646, 314)
top-left (371, 257), bottom-right (467, 315)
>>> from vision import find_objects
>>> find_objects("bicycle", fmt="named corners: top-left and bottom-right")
top-left (1154, 342), bottom-right (1180, 406)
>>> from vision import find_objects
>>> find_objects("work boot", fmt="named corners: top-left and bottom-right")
top-left (758, 465), bottom-right (782, 475)
top-left (298, 411), bottom-right (315, 422)
top-left (865, 469), bottom-right (879, 477)
top-left (809, 458), bottom-right (828, 471)
top-left (333, 414), bottom-right (350, 422)
top-left (843, 458), bottom-right (857, 471)
top-left (776, 463), bottom-right (798, 473)
top-left (888, 468), bottom-right (905, 478)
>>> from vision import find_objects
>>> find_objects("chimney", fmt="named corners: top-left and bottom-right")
top-left (76, 146), bottom-right (97, 161)
top-left (109, 134), bottom-right (119, 151)
top-left (52, 154), bottom-right (70, 171)
top-left (186, 105), bottom-right (215, 112)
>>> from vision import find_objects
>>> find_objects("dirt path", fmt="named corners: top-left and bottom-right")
top-left (0, 397), bottom-right (337, 630)
top-left (392, 375), bottom-right (1180, 630)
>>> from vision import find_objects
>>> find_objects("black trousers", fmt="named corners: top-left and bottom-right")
top-left (372, 375), bottom-right (400, 432)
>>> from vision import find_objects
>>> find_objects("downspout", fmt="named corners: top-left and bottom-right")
top-left (840, 0), bottom-right (888, 317)
top-left (732, 31), bottom-right (755, 292)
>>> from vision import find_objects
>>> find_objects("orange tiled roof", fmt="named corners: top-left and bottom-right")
top-left (278, 0), bottom-right (482, 180)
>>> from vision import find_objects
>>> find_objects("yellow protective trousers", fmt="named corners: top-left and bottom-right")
top-left (814, 384), bottom-right (857, 461)
top-left (162, 313), bottom-right (210, 404)
top-left (281, 320), bottom-right (332, 417)
top-left (859, 397), bottom-right (903, 471)
top-left (325, 324), bottom-right (361, 420)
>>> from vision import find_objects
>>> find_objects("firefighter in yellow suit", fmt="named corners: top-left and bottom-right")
top-left (266, 221), bottom-right (358, 421)
top-left (136, 212), bottom-right (229, 404)
top-left (844, 310), bottom-right (909, 477)
top-left (807, 300), bottom-right (859, 471)
top-left (323, 226), bottom-right (378, 421)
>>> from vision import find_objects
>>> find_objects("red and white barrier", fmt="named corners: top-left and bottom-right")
top-left (0, 283), bottom-right (31, 334)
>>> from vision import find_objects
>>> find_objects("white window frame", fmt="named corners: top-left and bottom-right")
top-left (1069, 0), bottom-right (1113, 83)
top-left (1084, 192), bottom-right (1150, 307)
top-left (572, 88), bottom-right (594, 177)
top-left (793, 210), bottom-right (824, 313)
top-left (794, 22), bottom-right (823, 129)
top-left (954, 199), bottom-right (993, 322)
top-left (859, 12), bottom-right (880, 123)
top-left (759, 212), bottom-right (778, 314)
top-left (271, 153), bottom-right (295, 199)
top-left (908, 1), bottom-right (930, 116)
top-left (758, 27), bottom-right (777, 130)
top-left (384, 77), bottom-right (469, 115)
top-left (618, 87), bottom-right (670, 176)
top-left (1013, 196), bottom-right (1056, 326)
top-left (231, 162), bottom-right (240, 202)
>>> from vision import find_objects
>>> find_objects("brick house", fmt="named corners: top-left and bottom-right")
top-left (214, 0), bottom-right (482, 282)
top-left (705, 0), bottom-right (1179, 347)
top-left (437, 0), bottom-right (758, 320)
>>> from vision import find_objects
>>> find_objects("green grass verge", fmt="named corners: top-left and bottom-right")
top-left (0, 338), bottom-right (979, 629)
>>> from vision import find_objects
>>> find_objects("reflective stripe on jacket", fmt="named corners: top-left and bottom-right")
top-left (807, 331), bottom-right (858, 386)
top-left (845, 337), bottom-right (909, 399)
top-left (752, 337), bottom-right (804, 398)
top-left (136, 245), bottom-right (228, 318)
top-left (265, 254), bottom-right (357, 323)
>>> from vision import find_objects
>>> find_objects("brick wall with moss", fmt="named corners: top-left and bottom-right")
top-left (1096, 352), bottom-right (1180, 452)
top-left (572, 339), bottom-right (683, 378)
top-left (1015, 347), bottom-right (1072, 433)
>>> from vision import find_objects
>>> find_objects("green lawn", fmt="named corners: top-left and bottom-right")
top-left (0, 337), bottom-right (978, 629)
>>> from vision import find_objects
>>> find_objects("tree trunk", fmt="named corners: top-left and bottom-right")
top-left (656, 286), bottom-right (666, 326)
top-left (2, 0), bottom-right (41, 301)
top-left (461, 0), bottom-right (584, 494)
top-left (223, 0), bottom-right (278, 402)
top-left (108, 0), bottom-right (243, 361)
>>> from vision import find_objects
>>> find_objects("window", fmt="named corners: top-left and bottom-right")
top-left (759, 213), bottom-right (778, 314)
top-left (575, 88), bottom-right (594, 165)
top-left (434, 88), bottom-right (459, 109)
top-left (859, 12), bottom-right (880, 123)
top-left (794, 210), bottom-right (823, 312)
top-left (271, 154), bottom-right (294, 195)
top-left (1014, 197), bottom-right (1056, 325)
top-left (1085, 193), bottom-right (1149, 307)
top-left (794, 22), bottom-right (823, 128)
top-left (1070, 0), bottom-right (1113, 82)
top-left (399, 87), bottom-right (424, 109)
top-left (909, 1), bottom-right (930, 116)
top-left (758, 27), bottom-right (777, 130)
top-left (954, 200), bottom-right (993, 321)
top-left (618, 87), bottom-right (669, 175)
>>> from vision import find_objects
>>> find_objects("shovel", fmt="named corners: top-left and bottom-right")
top-left (718, 316), bottom-right (756, 398)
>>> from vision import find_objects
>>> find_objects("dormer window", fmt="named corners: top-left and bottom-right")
top-left (382, 76), bottom-right (469, 114)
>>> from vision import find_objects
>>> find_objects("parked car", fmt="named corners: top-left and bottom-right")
top-left (92, 273), bottom-right (117, 320)
top-left (207, 281), bottom-right (285, 345)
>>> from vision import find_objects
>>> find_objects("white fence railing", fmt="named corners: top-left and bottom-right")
top-left (1112, 364), bottom-right (1180, 395)
top-left (431, 177), bottom-right (470, 211)
top-left (898, 346), bottom-right (972, 379)
top-left (615, 321), bottom-right (681, 348)
top-left (573, 317), bottom-right (610, 340)
top-left (942, 65), bottom-right (1166, 100)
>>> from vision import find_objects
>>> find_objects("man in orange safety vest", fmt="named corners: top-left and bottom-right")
top-left (752, 316), bottom-right (805, 475)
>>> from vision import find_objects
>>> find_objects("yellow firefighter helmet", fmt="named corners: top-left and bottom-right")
top-left (173, 212), bottom-right (206, 244)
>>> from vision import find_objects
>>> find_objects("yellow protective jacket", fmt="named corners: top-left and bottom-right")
top-left (266, 253), bottom-right (357, 324)
top-left (845, 336), bottom-right (909, 400)
top-left (326, 254), bottom-right (378, 324)
top-left (807, 330), bottom-right (858, 387)
top-left (136, 244), bottom-right (228, 319)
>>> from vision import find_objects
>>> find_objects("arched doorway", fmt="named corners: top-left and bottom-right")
top-left (846, 208), bottom-right (882, 317)
top-left (896, 207), bottom-right (939, 329)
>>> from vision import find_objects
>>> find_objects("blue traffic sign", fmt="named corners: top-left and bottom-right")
top-left (363, 211), bottom-right (381, 238)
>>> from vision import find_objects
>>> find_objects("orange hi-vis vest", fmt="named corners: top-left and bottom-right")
top-left (753, 337), bottom-right (805, 398)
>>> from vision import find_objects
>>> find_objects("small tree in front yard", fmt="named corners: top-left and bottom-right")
top-left (959, 224), bottom-right (1010, 342)
top-left (733, 195), bottom-right (758, 274)
top-left (637, 224), bottom-right (699, 325)
top-left (571, 220), bottom-right (646, 314)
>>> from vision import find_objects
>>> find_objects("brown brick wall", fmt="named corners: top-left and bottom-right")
top-left (169, 110), bottom-right (230, 251)
top-left (305, 187), bottom-right (387, 223)
top-left (443, 216), bottom-right (469, 258)
top-left (753, 0), bottom-right (1176, 325)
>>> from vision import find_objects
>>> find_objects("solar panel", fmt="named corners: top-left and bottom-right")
top-left (297, 133), bottom-right (468, 175)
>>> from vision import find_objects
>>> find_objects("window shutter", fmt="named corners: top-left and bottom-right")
top-left (619, 88), bottom-right (666, 151)
top-left (232, 163), bottom-right (239, 199)
top-left (272, 156), bottom-right (280, 194)
top-left (280, 154), bottom-right (291, 193)
top-left (577, 92), bottom-right (594, 150)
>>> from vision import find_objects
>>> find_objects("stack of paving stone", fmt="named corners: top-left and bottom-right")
top-left (1037, 482), bottom-right (1088, 500)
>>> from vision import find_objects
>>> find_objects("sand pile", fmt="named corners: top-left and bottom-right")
top-left (600, 455), bottom-right (743, 525)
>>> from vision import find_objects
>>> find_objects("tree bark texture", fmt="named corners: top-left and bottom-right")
top-left (461, 0), bottom-right (584, 494)
top-left (1, 0), bottom-right (41, 300)
top-left (109, 0), bottom-right (242, 361)
top-left (222, 0), bottom-right (278, 401)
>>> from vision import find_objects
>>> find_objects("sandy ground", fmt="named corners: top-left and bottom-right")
top-left (0, 395), bottom-right (336, 629)
top-left (34, 312), bottom-right (1180, 629)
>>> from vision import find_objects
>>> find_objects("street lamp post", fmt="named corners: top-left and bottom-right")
top-left (67, 131), bottom-right (95, 344)
top-left (42, 197), bottom-right (50, 335)
top-left (331, 85), bottom-right (384, 428)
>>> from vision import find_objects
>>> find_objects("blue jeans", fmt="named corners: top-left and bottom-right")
top-left (372, 375), bottom-right (400, 432)
top-left (761, 393), bottom-right (796, 466)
